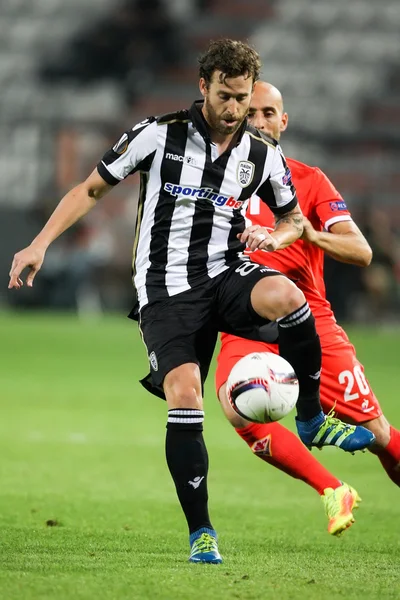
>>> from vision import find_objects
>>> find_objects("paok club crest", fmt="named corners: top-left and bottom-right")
top-left (237, 160), bottom-right (255, 187)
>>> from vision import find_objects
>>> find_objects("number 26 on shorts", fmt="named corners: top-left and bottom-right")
top-left (338, 365), bottom-right (370, 402)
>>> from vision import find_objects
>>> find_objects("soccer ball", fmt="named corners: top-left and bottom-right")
top-left (227, 352), bottom-right (299, 423)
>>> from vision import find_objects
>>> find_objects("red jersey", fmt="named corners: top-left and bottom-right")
top-left (245, 158), bottom-right (352, 344)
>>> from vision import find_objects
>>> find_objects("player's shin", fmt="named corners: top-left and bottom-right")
top-left (236, 421), bottom-right (341, 494)
top-left (277, 307), bottom-right (376, 452)
top-left (165, 409), bottom-right (213, 533)
top-left (236, 421), bottom-right (360, 535)
top-left (277, 303), bottom-right (322, 421)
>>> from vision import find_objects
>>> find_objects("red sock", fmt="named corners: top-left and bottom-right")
top-left (237, 421), bottom-right (341, 495)
top-left (377, 426), bottom-right (400, 487)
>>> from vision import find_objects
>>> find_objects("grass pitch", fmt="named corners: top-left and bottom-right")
top-left (0, 312), bottom-right (399, 600)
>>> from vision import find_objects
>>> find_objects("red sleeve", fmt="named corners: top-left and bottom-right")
top-left (311, 168), bottom-right (352, 231)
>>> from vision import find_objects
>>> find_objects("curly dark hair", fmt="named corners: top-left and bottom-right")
top-left (198, 39), bottom-right (261, 87)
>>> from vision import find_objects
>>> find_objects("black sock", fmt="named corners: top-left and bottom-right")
top-left (278, 303), bottom-right (322, 421)
top-left (165, 409), bottom-right (213, 535)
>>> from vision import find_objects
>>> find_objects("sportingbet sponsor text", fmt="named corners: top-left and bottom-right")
top-left (164, 182), bottom-right (244, 209)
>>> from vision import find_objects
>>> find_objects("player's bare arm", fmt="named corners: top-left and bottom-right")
top-left (239, 204), bottom-right (304, 252)
top-left (272, 204), bottom-right (304, 247)
top-left (302, 217), bottom-right (372, 267)
top-left (8, 169), bottom-right (112, 289)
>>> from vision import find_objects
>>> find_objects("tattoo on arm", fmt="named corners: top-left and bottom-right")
top-left (274, 206), bottom-right (303, 236)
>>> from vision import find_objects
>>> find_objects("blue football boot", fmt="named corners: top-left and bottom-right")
top-left (297, 410), bottom-right (375, 453)
top-left (189, 528), bottom-right (222, 564)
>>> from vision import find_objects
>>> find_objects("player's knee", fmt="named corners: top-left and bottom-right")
top-left (251, 276), bottom-right (306, 321)
top-left (281, 284), bottom-right (306, 315)
top-left (218, 383), bottom-right (249, 428)
top-left (165, 382), bottom-right (203, 410)
top-left (365, 415), bottom-right (391, 450)
top-left (163, 363), bottom-right (203, 410)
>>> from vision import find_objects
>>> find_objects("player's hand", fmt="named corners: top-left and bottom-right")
top-left (301, 217), bottom-right (318, 244)
top-left (237, 225), bottom-right (279, 252)
top-left (8, 245), bottom-right (46, 289)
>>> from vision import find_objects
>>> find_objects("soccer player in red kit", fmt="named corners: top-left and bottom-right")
top-left (216, 81), bottom-right (400, 534)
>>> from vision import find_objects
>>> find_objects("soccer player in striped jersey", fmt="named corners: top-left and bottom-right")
top-left (216, 81), bottom-right (400, 535)
top-left (9, 41), bottom-right (375, 563)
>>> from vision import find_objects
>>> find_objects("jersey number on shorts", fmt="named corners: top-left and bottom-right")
top-left (235, 262), bottom-right (260, 276)
top-left (338, 365), bottom-right (370, 402)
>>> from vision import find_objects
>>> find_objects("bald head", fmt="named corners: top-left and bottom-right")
top-left (248, 80), bottom-right (288, 140)
top-left (253, 81), bottom-right (284, 112)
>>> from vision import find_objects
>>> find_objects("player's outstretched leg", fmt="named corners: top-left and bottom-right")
top-left (276, 303), bottom-right (375, 452)
top-left (321, 483), bottom-right (361, 536)
top-left (236, 420), bottom-right (360, 536)
top-left (238, 421), bottom-right (342, 491)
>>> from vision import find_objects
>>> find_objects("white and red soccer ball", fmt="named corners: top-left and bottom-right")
top-left (227, 352), bottom-right (299, 423)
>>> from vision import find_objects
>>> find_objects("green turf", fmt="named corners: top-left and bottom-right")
top-left (0, 312), bottom-right (399, 600)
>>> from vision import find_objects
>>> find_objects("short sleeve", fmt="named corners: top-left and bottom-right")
top-left (256, 145), bottom-right (298, 215)
top-left (312, 168), bottom-right (352, 230)
top-left (97, 118), bottom-right (157, 185)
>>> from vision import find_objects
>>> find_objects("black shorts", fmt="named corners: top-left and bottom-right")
top-left (137, 260), bottom-right (284, 399)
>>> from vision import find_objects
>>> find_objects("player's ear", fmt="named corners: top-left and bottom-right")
top-left (199, 77), bottom-right (208, 98)
top-left (280, 112), bottom-right (289, 133)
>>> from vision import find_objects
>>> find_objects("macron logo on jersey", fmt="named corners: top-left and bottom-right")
top-left (165, 153), bottom-right (197, 166)
top-left (164, 183), bottom-right (244, 209)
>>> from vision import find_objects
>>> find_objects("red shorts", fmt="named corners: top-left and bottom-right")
top-left (216, 334), bottom-right (382, 424)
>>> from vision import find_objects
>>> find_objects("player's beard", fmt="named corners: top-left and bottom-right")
top-left (204, 97), bottom-right (246, 136)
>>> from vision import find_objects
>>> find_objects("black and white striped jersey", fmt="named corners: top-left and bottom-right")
top-left (97, 101), bottom-right (297, 309)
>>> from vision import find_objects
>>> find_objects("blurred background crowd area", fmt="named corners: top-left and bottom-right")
top-left (1, 0), bottom-right (399, 323)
